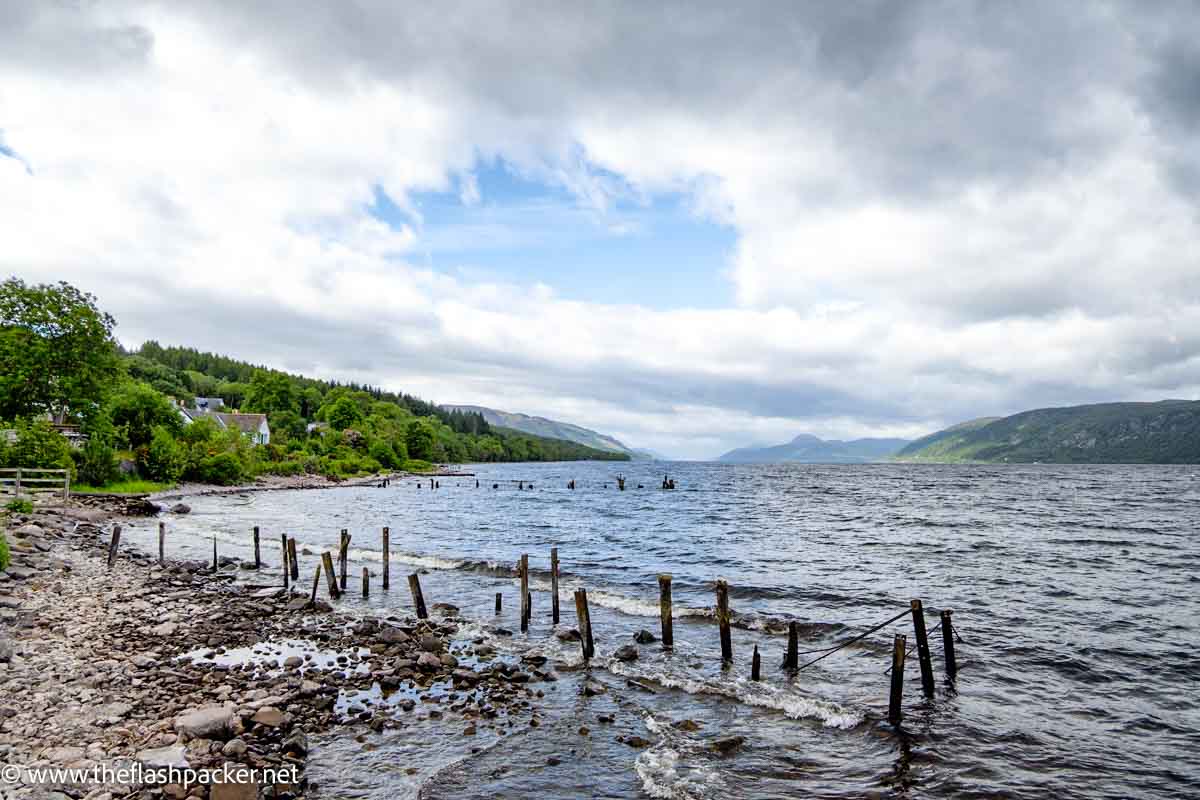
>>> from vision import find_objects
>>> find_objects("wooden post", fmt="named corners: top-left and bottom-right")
top-left (63, 470), bottom-right (70, 500)
top-left (910, 599), bottom-right (936, 697)
top-left (252, 526), bottom-right (261, 570)
top-left (408, 573), bottom-right (428, 619)
top-left (784, 621), bottom-right (799, 671)
top-left (519, 554), bottom-right (529, 632)
top-left (212, 536), bottom-right (218, 572)
top-left (715, 579), bottom-right (733, 665)
top-left (157, 521), bottom-right (165, 566)
top-left (658, 574), bottom-right (674, 649)
top-left (550, 547), bottom-right (560, 625)
top-left (321, 552), bottom-right (340, 599)
top-left (381, 527), bottom-right (390, 590)
top-left (941, 609), bottom-right (957, 679)
top-left (281, 534), bottom-right (289, 591)
top-left (106, 524), bottom-right (121, 568)
top-left (752, 645), bottom-right (761, 681)
top-left (14, 467), bottom-right (20, 499)
top-left (495, 592), bottom-right (502, 614)
top-left (362, 567), bottom-right (369, 598)
top-left (889, 633), bottom-right (906, 727)
top-left (338, 530), bottom-right (350, 592)
top-left (287, 538), bottom-right (299, 581)
top-left (309, 564), bottom-right (321, 605)
top-left (573, 589), bottom-right (595, 660)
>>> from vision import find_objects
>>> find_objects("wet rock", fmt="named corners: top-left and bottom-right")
top-left (432, 602), bottom-right (460, 616)
top-left (210, 781), bottom-right (258, 800)
top-left (633, 629), bottom-right (657, 644)
top-left (13, 524), bottom-right (43, 538)
top-left (175, 705), bottom-right (236, 740)
top-left (285, 596), bottom-right (310, 611)
top-left (221, 738), bottom-right (248, 758)
top-left (170, 503), bottom-right (191, 515)
top-left (378, 626), bottom-right (410, 644)
top-left (613, 645), bottom-right (639, 662)
top-left (672, 719), bottom-right (702, 732)
top-left (618, 735), bottom-right (651, 748)
top-left (152, 621), bottom-right (178, 637)
top-left (582, 680), bottom-right (607, 696)
top-left (555, 628), bottom-right (581, 642)
top-left (439, 653), bottom-right (459, 668)
top-left (283, 656), bottom-right (303, 668)
top-left (251, 706), bottom-right (290, 728)
top-left (416, 652), bottom-right (442, 671)
top-left (418, 634), bottom-right (443, 653)
top-left (711, 736), bottom-right (745, 754)
top-left (282, 731), bottom-right (308, 756)
top-left (0, 638), bottom-right (13, 663)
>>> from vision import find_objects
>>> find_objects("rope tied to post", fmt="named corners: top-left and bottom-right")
top-left (793, 608), bottom-right (912, 673)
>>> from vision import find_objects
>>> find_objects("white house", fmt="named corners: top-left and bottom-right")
top-left (176, 400), bottom-right (270, 445)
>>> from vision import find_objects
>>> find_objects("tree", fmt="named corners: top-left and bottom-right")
top-left (107, 382), bottom-right (182, 449)
top-left (325, 396), bottom-right (364, 431)
top-left (0, 278), bottom-right (120, 424)
top-left (405, 418), bottom-right (436, 461)
top-left (245, 370), bottom-right (298, 415)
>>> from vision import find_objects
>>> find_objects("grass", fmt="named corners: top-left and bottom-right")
top-left (73, 479), bottom-right (176, 495)
top-left (401, 459), bottom-right (436, 473)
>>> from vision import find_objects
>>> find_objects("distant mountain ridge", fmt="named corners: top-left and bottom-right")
top-left (896, 400), bottom-right (1200, 463)
top-left (442, 405), bottom-right (651, 458)
top-left (717, 434), bottom-right (910, 463)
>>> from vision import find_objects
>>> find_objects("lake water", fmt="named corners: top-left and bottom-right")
top-left (118, 462), bottom-right (1200, 799)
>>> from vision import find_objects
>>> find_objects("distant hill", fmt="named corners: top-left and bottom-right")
top-left (895, 400), bottom-right (1200, 463)
top-left (443, 405), bottom-right (649, 458)
top-left (717, 434), bottom-right (910, 464)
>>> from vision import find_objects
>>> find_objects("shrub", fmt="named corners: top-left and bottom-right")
top-left (75, 436), bottom-right (119, 486)
top-left (106, 381), bottom-right (182, 448)
top-left (3, 418), bottom-right (75, 476)
top-left (194, 452), bottom-right (243, 485)
top-left (368, 439), bottom-right (398, 469)
top-left (137, 425), bottom-right (186, 482)
top-left (5, 498), bottom-right (33, 514)
top-left (0, 533), bottom-right (8, 571)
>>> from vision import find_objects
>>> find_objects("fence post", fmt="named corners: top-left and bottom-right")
top-left (495, 592), bottom-right (502, 614)
top-left (63, 470), bottom-right (70, 500)
top-left (752, 645), bottom-right (761, 681)
top-left (889, 633), bottom-right (906, 727)
top-left (550, 547), bottom-right (560, 624)
top-left (321, 552), bottom-right (340, 599)
top-left (310, 564), bottom-right (321, 606)
top-left (519, 554), bottom-right (529, 632)
top-left (658, 574), bottom-right (674, 649)
top-left (715, 579), bottom-right (733, 665)
top-left (212, 536), bottom-right (218, 572)
top-left (911, 599), bottom-right (936, 697)
top-left (338, 530), bottom-right (350, 592)
top-left (287, 538), bottom-right (300, 581)
top-left (252, 526), bottom-right (261, 570)
top-left (15, 468), bottom-right (21, 499)
top-left (362, 567), bottom-right (369, 598)
top-left (382, 527), bottom-right (390, 590)
top-left (573, 589), bottom-right (595, 660)
top-left (784, 621), bottom-right (799, 671)
top-left (281, 534), bottom-right (289, 591)
top-left (158, 521), bottom-right (165, 566)
top-left (107, 524), bottom-right (121, 568)
top-left (408, 573), bottom-right (428, 619)
top-left (941, 609), bottom-right (957, 679)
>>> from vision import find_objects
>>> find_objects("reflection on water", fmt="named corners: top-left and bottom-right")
top-left (115, 463), bottom-right (1200, 799)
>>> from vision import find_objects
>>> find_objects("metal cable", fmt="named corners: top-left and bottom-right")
top-left (793, 608), bottom-right (912, 673)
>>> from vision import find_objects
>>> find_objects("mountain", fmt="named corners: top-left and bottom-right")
top-left (895, 400), bottom-right (1200, 463)
top-left (443, 405), bottom-right (649, 458)
top-left (717, 434), bottom-right (910, 464)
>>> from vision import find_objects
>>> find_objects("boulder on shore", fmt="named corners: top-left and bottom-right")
top-left (174, 705), bottom-right (235, 740)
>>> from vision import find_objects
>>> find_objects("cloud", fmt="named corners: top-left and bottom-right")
top-left (2, 1), bottom-right (1200, 458)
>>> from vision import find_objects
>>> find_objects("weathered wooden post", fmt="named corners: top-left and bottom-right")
top-left (715, 579), bottom-right (733, 665)
top-left (362, 567), bottom-right (369, 598)
top-left (889, 633), bottom-right (906, 727)
top-left (408, 572), bottom-right (428, 619)
top-left (751, 645), bottom-right (761, 681)
top-left (338, 530), bottom-right (350, 592)
top-left (157, 521), bottom-right (165, 566)
top-left (281, 533), bottom-right (289, 590)
top-left (321, 552), bottom-right (340, 599)
top-left (519, 553), bottom-right (530, 632)
top-left (573, 589), bottom-right (595, 660)
top-left (658, 574), bottom-right (674, 649)
top-left (381, 526), bottom-right (390, 590)
top-left (107, 524), bottom-right (121, 568)
top-left (495, 592), bottom-right (502, 613)
top-left (550, 548), bottom-right (560, 625)
top-left (212, 536), bottom-right (218, 572)
top-left (252, 526), bottom-right (261, 570)
top-left (784, 621), bottom-right (799, 671)
top-left (910, 599), bottom-right (936, 697)
top-left (287, 538), bottom-right (299, 581)
top-left (941, 609), bottom-right (957, 679)
top-left (310, 564), bottom-right (321, 606)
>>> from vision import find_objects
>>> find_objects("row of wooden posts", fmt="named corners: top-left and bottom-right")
top-left (111, 523), bottom-right (955, 727)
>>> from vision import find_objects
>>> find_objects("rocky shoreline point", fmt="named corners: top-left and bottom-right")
top-left (0, 500), bottom-right (560, 799)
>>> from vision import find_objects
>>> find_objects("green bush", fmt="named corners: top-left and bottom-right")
top-left (138, 425), bottom-right (186, 482)
top-left (368, 439), bottom-right (399, 469)
top-left (75, 436), bottom-right (119, 486)
top-left (5, 498), bottom-right (33, 514)
top-left (2, 418), bottom-right (75, 476)
top-left (0, 533), bottom-right (8, 571)
top-left (194, 452), bottom-right (243, 485)
top-left (106, 381), bottom-right (182, 448)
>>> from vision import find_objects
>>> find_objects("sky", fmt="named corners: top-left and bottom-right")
top-left (2, 1), bottom-right (1199, 460)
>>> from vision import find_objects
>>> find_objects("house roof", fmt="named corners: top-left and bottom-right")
top-left (213, 412), bottom-right (268, 433)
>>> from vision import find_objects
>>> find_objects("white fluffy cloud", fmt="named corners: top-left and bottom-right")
top-left (2, 1), bottom-right (1199, 458)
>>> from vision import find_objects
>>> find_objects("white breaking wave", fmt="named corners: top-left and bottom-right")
top-left (608, 661), bottom-right (862, 729)
top-left (347, 547), bottom-right (465, 571)
top-left (524, 577), bottom-right (712, 620)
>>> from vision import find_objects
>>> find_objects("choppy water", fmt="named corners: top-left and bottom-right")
top-left (118, 463), bottom-right (1200, 799)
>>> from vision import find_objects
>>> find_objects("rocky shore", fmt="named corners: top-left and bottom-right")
top-left (0, 500), bottom-right (558, 799)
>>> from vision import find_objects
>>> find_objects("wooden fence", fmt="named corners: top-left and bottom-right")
top-left (0, 468), bottom-right (71, 500)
